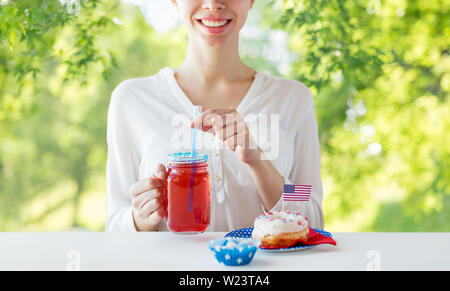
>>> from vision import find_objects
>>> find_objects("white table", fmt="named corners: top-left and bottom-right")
top-left (1, 232), bottom-right (449, 271)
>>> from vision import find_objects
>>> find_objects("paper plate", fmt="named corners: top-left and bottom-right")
top-left (224, 227), bottom-right (333, 253)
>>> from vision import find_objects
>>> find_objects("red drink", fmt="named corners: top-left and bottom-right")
top-left (164, 153), bottom-right (210, 233)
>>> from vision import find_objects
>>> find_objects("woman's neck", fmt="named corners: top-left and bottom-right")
top-left (176, 37), bottom-right (255, 84)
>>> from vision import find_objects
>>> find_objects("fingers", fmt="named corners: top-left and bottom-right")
top-left (189, 107), bottom-right (256, 154)
top-left (141, 197), bottom-right (163, 215)
top-left (205, 111), bottom-right (247, 150)
top-left (190, 108), bottom-right (246, 142)
top-left (153, 163), bottom-right (167, 179)
top-left (132, 195), bottom-right (165, 231)
top-left (132, 188), bottom-right (162, 209)
top-left (129, 164), bottom-right (167, 198)
top-left (215, 121), bottom-right (246, 141)
top-left (191, 108), bottom-right (237, 131)
top-left (129, 179), bottom-right (163, 198)
top-left (223, 128), bottom-right (249, 151)
top-left (210, 114), bottom-right (243, 133)
top-left (130, 164), bottom-right (168, 231)
top-left (147, 207), bottom-right (165, 225)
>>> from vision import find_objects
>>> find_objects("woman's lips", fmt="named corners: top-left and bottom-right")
top-left (196, 18), bottom-right (232, 35)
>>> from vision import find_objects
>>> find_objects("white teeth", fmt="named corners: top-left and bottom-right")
top-left (200, 19), bottom-right (229, 27)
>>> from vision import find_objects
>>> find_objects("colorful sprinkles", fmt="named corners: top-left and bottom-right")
top-left (254, 210), bottom-right (306, 223)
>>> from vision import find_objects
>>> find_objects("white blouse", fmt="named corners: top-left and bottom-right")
top-left (106, 67), bottom-right (324, 232)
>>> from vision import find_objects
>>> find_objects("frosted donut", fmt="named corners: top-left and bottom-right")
top-left (252, 211), bottom-right (309, 248)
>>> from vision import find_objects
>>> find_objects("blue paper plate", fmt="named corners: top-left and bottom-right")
top-left (224, 227), bottom-right (333, 252)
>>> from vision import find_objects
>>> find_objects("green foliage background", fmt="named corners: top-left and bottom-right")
top-left (0, 0), bottom-right (448, 231)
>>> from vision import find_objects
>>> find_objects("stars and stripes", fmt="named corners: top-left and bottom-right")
top-left (282, 184), bottom-right (311, 202)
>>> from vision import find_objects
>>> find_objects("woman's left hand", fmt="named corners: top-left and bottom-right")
top-left (191, 108), bottom-right (262, 166)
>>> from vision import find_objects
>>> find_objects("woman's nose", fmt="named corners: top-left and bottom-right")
top-left (202, 0), bottom-right (226, 10)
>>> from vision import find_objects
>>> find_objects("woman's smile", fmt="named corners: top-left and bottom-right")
top-left (195, 17), bottom-right (233, 34)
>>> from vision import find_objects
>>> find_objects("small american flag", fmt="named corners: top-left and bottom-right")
top-left (282, 184), bottom-right (311, 202)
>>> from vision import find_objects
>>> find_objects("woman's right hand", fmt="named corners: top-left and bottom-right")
top-left (129, 164), bottom-right (167, 231)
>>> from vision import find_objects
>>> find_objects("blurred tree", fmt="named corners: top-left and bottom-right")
top-left (0, 0), bottom-right (186, 230)
top-left (0, 0), bottom-right (119, 229)
top-left (0, 0), bottom-right (448, 232)
top-left (0, 0), bottom-right (117, 89)
top-left (268, 0), bottom-right (449, 231)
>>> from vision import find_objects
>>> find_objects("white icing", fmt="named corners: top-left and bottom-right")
top-left (252, 211), bottom-right (308, 238)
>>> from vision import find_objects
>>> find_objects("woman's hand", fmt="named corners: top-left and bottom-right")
top-left (191, 108), bottom-right (262, 166)
top-left (191, 107), bottom-right (283, 211)
top-left (129, 164), bottom-right (167, 231)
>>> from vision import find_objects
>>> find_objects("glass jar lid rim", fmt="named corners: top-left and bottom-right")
top-left (168, 152), bottom-right (208, 164)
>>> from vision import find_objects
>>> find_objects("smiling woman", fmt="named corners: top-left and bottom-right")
top-left (106, 0), bottom-right (324, 233)
top-left (0, 0), bottom-right (447, 235)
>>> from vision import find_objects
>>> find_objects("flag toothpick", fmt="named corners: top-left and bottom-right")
top-left (282, 184), bottom-right (312, 211)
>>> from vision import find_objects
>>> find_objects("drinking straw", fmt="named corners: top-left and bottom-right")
top-left (191, 106), bottom-right (199, 157)
top-left (187, 106), bottom-right (200, 211)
